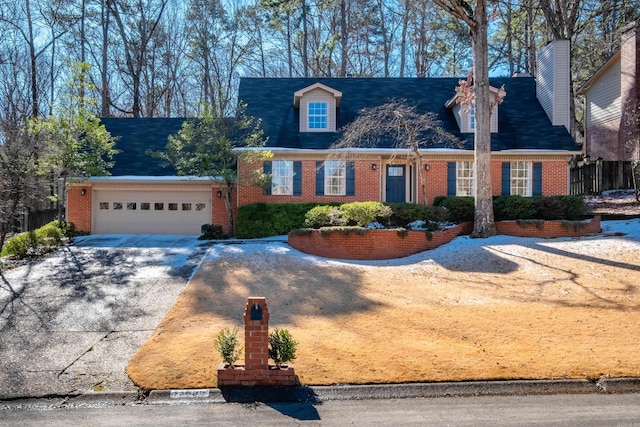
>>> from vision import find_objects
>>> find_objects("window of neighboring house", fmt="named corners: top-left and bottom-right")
top-left (456, 161), bottom-right (475, 196)
top-left (272, 160), bottom-right (294, 195)
top-left (468, 104), bottom-right (475, 131)
top-left (308, 102), bottom-right (328, 129)
top-left (511, 161), bottom-right (532, 196)
top-left (324, 160), bottom-right (346, 195)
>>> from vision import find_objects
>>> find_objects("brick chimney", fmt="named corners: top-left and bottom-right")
top-left (536, 39), bottom-right (571, 132)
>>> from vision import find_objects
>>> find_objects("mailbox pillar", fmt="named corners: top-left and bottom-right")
top-left (243, 297), bottom-right (269, 370)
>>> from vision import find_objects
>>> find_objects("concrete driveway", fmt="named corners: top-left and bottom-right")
top-left (0, 235), bottom-right (210, 400)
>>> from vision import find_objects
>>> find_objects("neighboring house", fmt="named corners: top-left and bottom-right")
top-left (68, 40), bottom-right (579, 236)
top-left (579, 21), bottom-right (639, 161)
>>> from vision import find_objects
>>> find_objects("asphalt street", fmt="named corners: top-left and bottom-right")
top-left (0, 235), bottom-right (210, 400)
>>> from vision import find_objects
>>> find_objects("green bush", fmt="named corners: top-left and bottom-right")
top-left (304, 205), bottom-right (337, 228)
top-left (215, 327), bottom-right (243, 367)
top-left (385, 203), bottom-right (427, 227)
top-left (541, 195), bottom-right (586, 220)
top-left (0, 231), bottom-right (38, 258)
top-left (339, 201), bottom-right (391, 227)
top-left (237, 203), bottom-right (332, 238)
top-left (434, 196), bottom-right (475, 223)
top-left (493, 195), bottom-right (539, 221)
top-left (48, 220), bottom-right (75, 238)
top-left (35, 224), bottom-right (63, 247)
top-left (200, 224), bottom-right (226, 240)
top-left (268, 328), bottom-right (298, 368)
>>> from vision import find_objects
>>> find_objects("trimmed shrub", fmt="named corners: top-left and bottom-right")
top-left (35, 224), bottom-right (63, 247)
top-left (434, 196), bottom-right (475, 223)
top-left (268, 328), bottom-right (297, 368)
top-left (200, 224), bottom-right (226, 240)
top-left (0, 231), bottom-right (38, 258)
top-left (339, 201), bottom-right (390, 227)
top-left (304, 205), bottom-right (350, 228)
top-left (541, 195), bottom-right (586, 220)
top-left (237, 202), bottom-right (333, 238)
top-left (215, 327), bottom-right (243, 367)
top-left (385, 203), bottom-right (428, 227)
top-left (493, 195), bottom-right (539, 221)
top-left (48, 220), bottom-right (75, 238)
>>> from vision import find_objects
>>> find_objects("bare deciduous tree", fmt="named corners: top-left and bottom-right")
top-left (332, 99), bottom-right (461, 205)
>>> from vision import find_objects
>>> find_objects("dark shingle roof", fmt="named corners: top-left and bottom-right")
top-left (238, 77), bottom-right (578, 152)
top-left (100, 117), bottom-right (185, 176)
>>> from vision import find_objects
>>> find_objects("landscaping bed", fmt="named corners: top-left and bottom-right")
top-left (126, 219), bottom-right (640, 389)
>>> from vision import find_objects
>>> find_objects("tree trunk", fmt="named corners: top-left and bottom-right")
top-left (471, 0), bottom-right (496, 238)
top-left (340, 0), bottom-right (347, 77)
top-left (101, 0), bottom-right (110, 117)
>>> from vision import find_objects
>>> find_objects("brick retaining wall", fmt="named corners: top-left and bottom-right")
top-left (288, 216), bottom-right (601, 260)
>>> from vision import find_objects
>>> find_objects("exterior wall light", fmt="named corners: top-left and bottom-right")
top-left (424, 163), bottom-right (430, 171)
top-left (371, 163), bottom-right (377, 171)
top-left (81, 188), bottom-right (87, 196)
top-left (217, 190), bottom-right (223, 198)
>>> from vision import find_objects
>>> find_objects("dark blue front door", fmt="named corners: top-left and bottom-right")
top-left (386, 165), bottom-right (406, 203)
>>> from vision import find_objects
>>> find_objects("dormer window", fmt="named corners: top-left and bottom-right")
top-left (308, 102), bottom-right (328, 129)
top-left (445, 86), bottom-right (501, 133)
top-left (294, 83), bottom-right (342, 132)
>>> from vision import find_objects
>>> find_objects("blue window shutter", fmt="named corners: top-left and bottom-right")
top-left (316, 161), bottom-right (324, 196)
top-left (533, 162), bottom-right (542, 196)
top-left (447, 162), bottom-right (456, 196)
top-left (346, 161), bottom-right (355, 196)
top-left (293, 161), bottom-right (302, 196)
top-left (501, 162), bottom-right (511, 195)
top-left (263, 161), bottom-right (272, 195)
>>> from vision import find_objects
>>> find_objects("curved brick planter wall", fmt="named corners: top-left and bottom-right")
top-left (287, 216), bottom-right (600, 260)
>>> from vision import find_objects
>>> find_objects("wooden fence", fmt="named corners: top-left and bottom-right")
top-left (570, 160), bottom-right (633, 195)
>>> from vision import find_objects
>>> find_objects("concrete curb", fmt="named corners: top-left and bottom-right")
top-left (3, 378), bottom-right (639, 409)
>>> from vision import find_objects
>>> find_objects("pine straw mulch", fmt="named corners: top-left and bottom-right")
top-left (127, 221), bottom-right (640, 390)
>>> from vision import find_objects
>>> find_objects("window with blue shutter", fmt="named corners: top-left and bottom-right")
top-left (533, 162), bottom-right (542, 196)
top-left (315, 161), bottom-right (324, 196)
top-left (501, 162), bottom-right (511, 195)
top-left (346, 161), bottom-right (355, 196)
top-left (263, 161), bottom-right (272, 195)
top-left (447, 162), bottom-right (456, 196)
top-left (293, 161), bottom-right (302, 196)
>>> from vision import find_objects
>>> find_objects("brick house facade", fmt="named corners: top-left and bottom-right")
top-left (68, 41), bottom-right (579, 236)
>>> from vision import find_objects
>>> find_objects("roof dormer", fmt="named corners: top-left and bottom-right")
top-left (445, 85), bottom-right (502, 133)
top-left (294, 83), bottom-right (342, 132)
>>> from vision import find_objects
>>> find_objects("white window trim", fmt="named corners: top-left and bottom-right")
top-left (456, 161), bottom-right (475, 196)
top-left (271, 160), bottom-right (294, 195)
top-left (511, 161), bottom-right (533, 197)
top-left (324, 160), bottom-right (346, 195)
top-left (308, 102), bottom-right (328, 130)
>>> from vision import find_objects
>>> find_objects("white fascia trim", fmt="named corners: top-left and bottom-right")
top-left (84, 175), bottom-right (221, 183)
top-left (235, 147), bottom-right (580, 156)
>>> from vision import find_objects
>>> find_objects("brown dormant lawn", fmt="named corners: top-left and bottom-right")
top-left (127, 221), bottom-right (640, 390)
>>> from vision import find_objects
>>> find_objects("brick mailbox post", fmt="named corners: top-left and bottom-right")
top-left (217, 297), bottom-right (298, 387)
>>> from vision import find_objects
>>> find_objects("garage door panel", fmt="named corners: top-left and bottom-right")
top-left (93, 190), bottom-right (211, 235)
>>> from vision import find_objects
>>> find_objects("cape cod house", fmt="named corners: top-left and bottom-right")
top-left (578, 21), bottom-right (639, 161)
top-left (67, 40), bottom-right (579, 236)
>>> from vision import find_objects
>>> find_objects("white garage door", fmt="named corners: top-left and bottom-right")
top-left (93, 189), bottom-right (211, 235)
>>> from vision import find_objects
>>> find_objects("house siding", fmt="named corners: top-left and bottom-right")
top-left (67, 186), bottom-right (92, 233)
top-left (537, 40), bottom-right (571, 131)
top-left (585, 58), bottom-right (621, 126)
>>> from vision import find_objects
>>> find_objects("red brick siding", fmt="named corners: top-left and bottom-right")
top-left (67, 186), bottom-right (92, 233)
top-left (217, 365), bottom-right (298, 387)
top-left (586, 120), bottom-right (623, 161)
top-left (495, 216), bottom-right (601, 238)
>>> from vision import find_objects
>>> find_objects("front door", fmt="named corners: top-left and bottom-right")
top-left (386, 165), bottom-right (406, 203)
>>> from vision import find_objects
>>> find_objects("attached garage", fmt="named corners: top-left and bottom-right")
top-left (89, 178), bottom-right (216, 235)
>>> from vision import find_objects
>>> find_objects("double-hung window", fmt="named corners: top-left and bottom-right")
top-left (308, 102), bottom-right (328, 129)
top-left (271, 160), bottom-right (294, 195)
top-left (456, 161), bottom-right (475, 196)
top-left (324, 160), bottom-right (346, 195)
top-left (510, 161), bottom-right (532, 196)
top-left (468, 105), bottom-right (475, 131)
